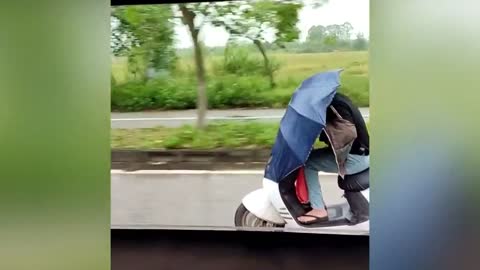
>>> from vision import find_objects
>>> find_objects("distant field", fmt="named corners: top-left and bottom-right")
top-left (176, 50), bottom-right (368, 81)
top-left (113, 51), bottom-right (368, 84)
top-left (273, 51), bottom-right (368, 79)
top-left (269, 51), bottom-right (368, 107)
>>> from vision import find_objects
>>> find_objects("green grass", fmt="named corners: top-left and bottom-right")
top-left (274, 51), bottom-right (368, 79)
top-left (112, 120), bottom-right (370, 150)
top-left (111, 57), bottom-right (129, 84)
top-left (112, 51), bottom-right (368, 89)
top-left (112, 121), bottom-right (279, 150)
top-left (111, 51), bottom-right (369, 110)
top-left (271, 51), bottom-right (369, 107)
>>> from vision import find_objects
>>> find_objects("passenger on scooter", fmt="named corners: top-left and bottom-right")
top-left (297, 93), bottom-right (370, 225)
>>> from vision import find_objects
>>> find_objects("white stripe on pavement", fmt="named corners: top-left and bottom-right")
top-left (112, 115), bottom-right (369, 121)
top-left (111, 169), bottom-right (335, 176)
top-left (111, 115), bottom-right (285, 121)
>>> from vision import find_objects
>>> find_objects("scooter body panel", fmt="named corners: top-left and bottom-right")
top-left (241, 178), bottom-right (370, 235)
top-left (242, 188), bottom-right (286, 225)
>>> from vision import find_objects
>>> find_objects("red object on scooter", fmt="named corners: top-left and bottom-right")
top-left (295, 167), bottom-right (309, 204)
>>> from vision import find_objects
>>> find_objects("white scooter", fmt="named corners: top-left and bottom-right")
top-left (234, 69), bottom-right (369, 235)
top-left (234, 168), bottom-right (370, 235)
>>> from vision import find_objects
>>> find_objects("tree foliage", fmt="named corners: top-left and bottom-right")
top-left (352, 32), bottom-right (368, 51)
top-left (301, 21), bottom-right (367, 52)
top-left (169, 1), bottom-right (314, 125)
top-left (111, 5), bottom-right (177, 79)
top-left (207, 0), bottom-right (304, 44)
top-left (196, 0), bottom-right (310, 87)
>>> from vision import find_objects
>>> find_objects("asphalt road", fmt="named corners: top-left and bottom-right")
top-left (111, 170), bottom-right (345, 229)
top-left (111, 108), bottom-right (370, 129)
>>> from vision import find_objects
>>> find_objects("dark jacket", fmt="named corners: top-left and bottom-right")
top-left (319, 93), bottom-right (369, 155)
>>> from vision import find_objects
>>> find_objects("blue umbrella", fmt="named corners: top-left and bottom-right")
top-left (264, 69), bottom-right (342, 182)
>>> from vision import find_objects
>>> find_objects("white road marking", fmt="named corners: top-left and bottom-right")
top-left (111, 169), bottom-right (335, 176)
top-left (111, 115), bottom-right (285, 121)
top-left (111, 115), bottom-right (369, 122)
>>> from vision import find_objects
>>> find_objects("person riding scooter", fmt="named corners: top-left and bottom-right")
top-left (297, 92), bottom-right (370, 225)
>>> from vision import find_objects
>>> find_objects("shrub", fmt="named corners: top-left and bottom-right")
top-left (112, 75), bottom-right (277, 111)
top-left (213, 46), bottom-right (264, 76)
top-left (207, 75), bottom-right (272, 108)
top-left (146, 77), bottom-right (197, 109)
top-left (212, 46), bottom-right (281, 79)
top-left (111, 81), bottom-right (157, 111)
top-left (111, 67), bottom-right (369, 112)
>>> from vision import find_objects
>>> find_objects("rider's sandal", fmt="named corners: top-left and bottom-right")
top-left (298, 214), bottom-right (329, 225)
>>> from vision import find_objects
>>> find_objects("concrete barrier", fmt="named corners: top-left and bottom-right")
top-left (111, 149), bottom-right (271, 170)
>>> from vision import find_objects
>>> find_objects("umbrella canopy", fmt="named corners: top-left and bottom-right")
top-left (264, 69), bottom-right (342, 182)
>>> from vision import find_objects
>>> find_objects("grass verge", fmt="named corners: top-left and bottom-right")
top-left (112, 121), bottom-right (370, 150)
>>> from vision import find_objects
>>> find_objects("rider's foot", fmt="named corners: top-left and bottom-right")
top-left (297, 208), bottom-right (328, 224)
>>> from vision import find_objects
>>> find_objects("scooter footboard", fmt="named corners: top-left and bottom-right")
top-left (242, 187), bottom-right (286, 225)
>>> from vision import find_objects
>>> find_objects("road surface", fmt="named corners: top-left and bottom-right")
top-left (111, 170), bottom-right (346, 229)
top-left (111, 108), bottom-right (370, 129)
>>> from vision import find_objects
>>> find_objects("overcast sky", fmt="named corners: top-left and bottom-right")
top-left (174, 0), bottom-right (369, 48)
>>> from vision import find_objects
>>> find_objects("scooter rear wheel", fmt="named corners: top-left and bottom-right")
top-left (234, 203), bottom-right (282, 228)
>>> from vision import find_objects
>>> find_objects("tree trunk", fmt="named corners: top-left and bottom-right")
top-left (179, 4), bottom-right (207, 129)
top-left (254, 39), bottom-right (275, 88)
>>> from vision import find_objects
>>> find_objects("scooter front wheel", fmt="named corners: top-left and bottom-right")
top-left (234, 203), bottom-right (282, 228)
